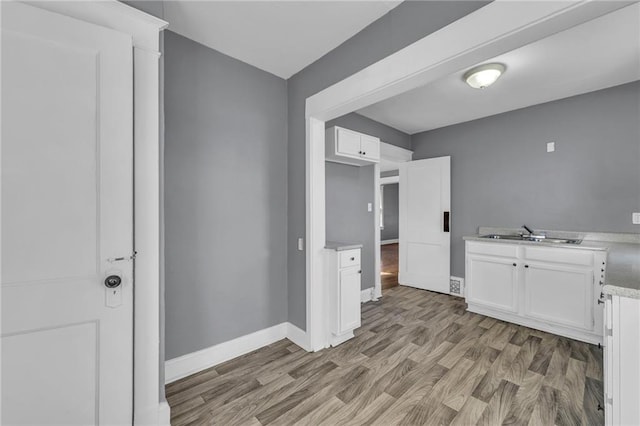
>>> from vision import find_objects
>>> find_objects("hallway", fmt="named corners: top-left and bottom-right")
top-left (381, 243), bottom-right (399, 291)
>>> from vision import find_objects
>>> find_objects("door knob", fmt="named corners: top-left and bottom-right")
top-left (104, 275), bottom-right (122, 288)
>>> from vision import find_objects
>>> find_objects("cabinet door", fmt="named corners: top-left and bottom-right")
top-left (467, 255), bottom-right (518, 312)
top-left (338, 267), bottom-right (361, 333)
top-left (523, 262), bottom-right (593, 330)
top-left (336, 128), bottom-right (362, 157)
top-left (360, 134), bottom-right (380, 161)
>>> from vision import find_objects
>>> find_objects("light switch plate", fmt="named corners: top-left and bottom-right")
top-left (297, 237), bottom-right (304, 251)
top-left (633, 212), bottom-right (640, 225)
top-left (367, 203), bottom-right (372, 212)
top-left (547, 141), bottom-right (555, 152)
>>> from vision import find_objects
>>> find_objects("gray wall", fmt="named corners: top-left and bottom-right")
top-left (326, 112), bottom-right (411, 149)
top-left (287, 1), bottom-right (489, 329)
top-left (381, 183), bottom-right (399, 241)
top-left (412, 81), bottom-right (640, 278)
top-left (164, 31), bottom-right (288, 359)
top-left (325, 163), bottom-right (376, 289)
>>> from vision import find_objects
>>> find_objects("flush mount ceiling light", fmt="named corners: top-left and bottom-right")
top-left (463, 63), bottom-right (506, 89)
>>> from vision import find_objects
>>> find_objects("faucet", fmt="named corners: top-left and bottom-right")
top-left (522, 224), bottom-right (545, 239)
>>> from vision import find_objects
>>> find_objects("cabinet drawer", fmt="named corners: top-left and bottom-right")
top-left (523, 246), bottom-right (593, 266)
top-left (339, 249), bottom-right (361, 268)
top-left (466, 241), bottom-right (518, 258)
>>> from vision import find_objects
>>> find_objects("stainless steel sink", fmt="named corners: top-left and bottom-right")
top-left (479, 234), bottom-right (582, 244)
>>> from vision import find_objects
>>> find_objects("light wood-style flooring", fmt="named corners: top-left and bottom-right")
top-left (381, 243), bottom-right (399, 291)
top-left (166, 286), bottom-right (603, 426)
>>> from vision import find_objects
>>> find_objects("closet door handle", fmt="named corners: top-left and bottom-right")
top-left (443, 211), bottom-right (450, 233)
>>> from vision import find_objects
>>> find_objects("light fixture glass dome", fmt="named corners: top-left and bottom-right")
top-left (464, 63), bottom-right (506, 89)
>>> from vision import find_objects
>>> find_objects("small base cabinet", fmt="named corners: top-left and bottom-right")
top-left (325, 248), bottom-right (362, 347)
top-left (465, 241), bottom-right (606, 344)
top-left (603, 294), bottom-right (640, 425)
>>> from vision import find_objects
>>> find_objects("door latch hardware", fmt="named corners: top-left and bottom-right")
top-left (107, 251), bottom-right (137, 263)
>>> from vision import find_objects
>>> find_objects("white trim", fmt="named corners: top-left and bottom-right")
top-left (381, 239), bottom-right (399, 245)
top-left (380, 142), bottom-right (413, 163)
top-left (22, 2), bottom-right (169, 424)
top-left (373, 164), bottom-right (382, 300)
top-left (286, 322), bottom-right (311, 352)
top-left (165, 323), bottom-right (288, 384)
top-left (165, 322), bottom-right (310, 384)
top-left (361, 288), bottom-right (375, 303)
top-left (304, 1), bottom-right (627, 354)
top-left (158, 402), bottom-right (171, 426)
top-left (380, 176), bottom-right (400, 185)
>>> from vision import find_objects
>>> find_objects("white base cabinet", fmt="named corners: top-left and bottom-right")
top-left (325, 248), bottom-right (362, 346)
top-left (465, 241), bottom-right (605, 344)
top-left (604, 294), bottom-right (640, 425)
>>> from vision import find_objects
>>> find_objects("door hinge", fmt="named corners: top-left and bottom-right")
top-left (605, 327), bottom-right (613, 337)
top-left (107, 251), bottom-right (137, 263)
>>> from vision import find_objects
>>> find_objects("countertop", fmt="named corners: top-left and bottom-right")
top-left (325, 241), bottom-right (363, 251)
top-left (464, 227), bottom-right (640, 299)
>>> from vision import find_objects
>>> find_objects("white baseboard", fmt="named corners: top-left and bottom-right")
top-left (165, 322), bottom-right (310, 384)
top-left (381, 239), bottom-right (399, 245)
top-left (158, 401), bottom-right (171, 426)
top-left (361, 287), bottom-right (375, 303)
top-left (165, 323), bottom-right (288, 384)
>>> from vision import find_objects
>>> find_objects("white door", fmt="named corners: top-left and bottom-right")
top-left (467, 255), bottom-right (519, 313)
top-left (2, 3), bottom-right (133, 425)
top-left (523, 262), bottom-right (593, 330)
top-left (336, 127), bottom-right (362, 157)
top-left (398, 157), bottom-right (451, 292)
top-left (360, 134), bottom-right (380, 161)
top-left (338, 267), bottom-right (362, 333)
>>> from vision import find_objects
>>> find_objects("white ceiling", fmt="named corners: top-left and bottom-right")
top-left (358, 3), bottom-right (640, 134)
top-left (163, 1), bottom-right (401, 79)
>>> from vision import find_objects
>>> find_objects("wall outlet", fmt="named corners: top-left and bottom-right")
top-left (547, 141), bottom-right (555, 152)
top-left (633, 212), bottom-right (640, 225)
top-left (367, 202), bottom-right (372, 212)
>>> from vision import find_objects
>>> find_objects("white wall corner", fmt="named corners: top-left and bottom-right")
top-left (286, 322), bottom-right (311, 352)
top-left (164, 323), bottom-right (288, 384)
top-left (361, 287), bottom-right (375, 303)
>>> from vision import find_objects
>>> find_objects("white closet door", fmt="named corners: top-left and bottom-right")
top-left (2, 3), bottom-right (133, 424)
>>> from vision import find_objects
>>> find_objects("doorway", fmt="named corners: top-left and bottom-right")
top-left (380, 173), bottom-right (401, 292)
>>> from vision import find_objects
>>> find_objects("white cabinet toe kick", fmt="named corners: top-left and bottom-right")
top-left (465, 241), bottom-right (606, 344)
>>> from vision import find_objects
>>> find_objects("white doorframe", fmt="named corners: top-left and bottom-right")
top-left (303, 0), bottom-right (627, 352)
top-left (19, 2), bottom-right (169, 423)
top-left (373, 164), bottom-right (381, 300)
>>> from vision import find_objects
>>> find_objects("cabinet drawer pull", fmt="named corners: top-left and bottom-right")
top-left (598, 299), bottom-right (605, 305)
top-left (350, 257), bottom-right (355, 261)
top-left (512, 263), bottom-right (517, 267)
top-left (358, 270), bottom-right (362, 274)
top-left (524, 264), bottom-right (529, 268)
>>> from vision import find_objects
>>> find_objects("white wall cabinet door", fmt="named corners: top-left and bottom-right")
top-left (523, 262), bottom-right (593, 330)
top-left (1, 3), bottom-right (133, 425)
top-left (360, 134), bottom-right (380, 161)
top-left (466, 255), bottom-right (519, 313)
top-left (338, 267), bottom-right (362, 334)
top-left (336, 127), bottom-right (362, 157)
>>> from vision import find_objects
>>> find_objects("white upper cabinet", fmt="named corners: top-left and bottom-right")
top-left (326, 126), bottom-right (380, 166)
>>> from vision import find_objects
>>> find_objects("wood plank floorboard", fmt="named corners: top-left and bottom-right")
top-left (167, 286), bottom-right (603, 425)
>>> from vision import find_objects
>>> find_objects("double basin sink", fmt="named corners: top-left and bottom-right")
top-left (480, 234), bottom-right (582, 245)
